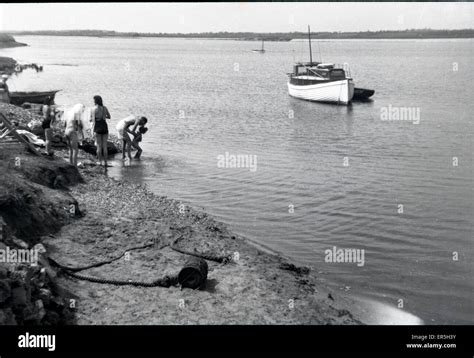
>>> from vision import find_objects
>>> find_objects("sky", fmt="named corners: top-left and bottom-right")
top-left (0, 2), bottom-right (472, 33)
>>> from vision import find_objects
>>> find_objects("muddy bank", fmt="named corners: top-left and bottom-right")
top-left (0, 144), bottom-right (79, 324)
top-left (0, 146), bottom-right (82, 244)
top-left (0, 141), bottom-right (363, 324)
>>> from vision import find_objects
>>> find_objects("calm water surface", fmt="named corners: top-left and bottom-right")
top-left (4, 36), bottom-right (473, 324)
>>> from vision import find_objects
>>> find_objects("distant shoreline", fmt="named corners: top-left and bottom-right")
top-left (0, 34), bottom-right (27, 49)
top-left (5, 28), bottom-right (474, 41)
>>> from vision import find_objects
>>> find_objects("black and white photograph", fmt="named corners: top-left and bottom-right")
top-left (0, 1), bottom-right (472, 354)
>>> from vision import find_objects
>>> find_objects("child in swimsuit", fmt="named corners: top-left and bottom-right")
top-left (131, 126), bottom-right (148, 159)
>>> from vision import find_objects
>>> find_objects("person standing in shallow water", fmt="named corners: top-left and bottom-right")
top-left (92, 95), bottom-right (110, 167)
top-left (131, 126), bottom-right (147, 159)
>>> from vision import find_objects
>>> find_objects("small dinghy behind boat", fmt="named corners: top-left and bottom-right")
top-left (353, 87), bottom-right (375, 101)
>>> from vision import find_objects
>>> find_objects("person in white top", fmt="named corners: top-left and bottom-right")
top-left (64, 104), bottom-right (84, 166)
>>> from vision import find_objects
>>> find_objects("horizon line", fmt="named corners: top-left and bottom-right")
top-left (3, 28), bottom-right (474, 35)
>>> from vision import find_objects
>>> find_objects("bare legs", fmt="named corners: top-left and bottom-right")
top-left (121, 134), bottom-right (132, 161)
top-left (72, 136), bottom-right (78, 167)
top-left (95, 133), bottom-right (103, 164)
top-left (131, 141), bottom-right (142, 159)
top-left (66, 132), bottom-right (79, 166)
top-left (44, 128), bottom-right (53, 155)
top-left (103, 133), bottom-right (108, 167)
top-left (95, 133), bottom-right (108, 167)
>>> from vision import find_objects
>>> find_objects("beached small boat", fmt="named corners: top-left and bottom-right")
top-left (9, 90), bottom-right (60, 106)
top-left (287, 26), bottom-right (354, 105)
top-left (252, 39), bottom-right (265, 53)
top-left (353, 87), bottom-right (375, 101)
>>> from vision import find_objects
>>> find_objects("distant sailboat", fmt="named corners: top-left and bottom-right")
top-left (252, 39), bottom-right (265, 53)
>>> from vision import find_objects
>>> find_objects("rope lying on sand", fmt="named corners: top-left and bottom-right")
top-left (48, 235), bottom-right (232, 287)
top-left (170, 235), bottom-right (232, 264)
top-left (63, 270), bottom-right (179, 287)
top-left (49, 242), bottom-right (158, 272)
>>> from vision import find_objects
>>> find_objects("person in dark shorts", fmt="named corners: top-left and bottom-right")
top-left (92, 95), bottom-right (110, 167)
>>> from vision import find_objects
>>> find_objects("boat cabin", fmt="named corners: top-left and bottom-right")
top-left (289, 63), bottom-right (349, 85)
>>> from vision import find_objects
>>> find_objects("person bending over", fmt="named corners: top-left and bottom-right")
top-left (116, 115), bottom-right (147, 161)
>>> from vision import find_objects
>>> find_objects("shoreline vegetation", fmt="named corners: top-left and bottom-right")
top-left (0, 103), bottom-right (362, 324)
top-left (3, 28), bottom-right (474, 40)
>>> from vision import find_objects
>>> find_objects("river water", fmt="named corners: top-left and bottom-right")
top-left (3, 36), bottom-right (473, 324)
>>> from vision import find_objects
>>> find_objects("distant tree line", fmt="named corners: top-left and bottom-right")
top-left (3, 29), bottom-right (474, 40)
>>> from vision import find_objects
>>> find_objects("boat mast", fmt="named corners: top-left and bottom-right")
top-left (308, 25), bottom-right (313, 65)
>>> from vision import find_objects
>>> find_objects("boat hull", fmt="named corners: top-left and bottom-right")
top-left (10, 90), bottom-right (60, 106)
top-left (288, 79), bottom-right (354, 105)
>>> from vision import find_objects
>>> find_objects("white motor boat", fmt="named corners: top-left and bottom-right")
top-left (287, 26), bottom-right (355, 105)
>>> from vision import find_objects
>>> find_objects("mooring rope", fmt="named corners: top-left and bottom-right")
top-left (48, 235), bottom-right (231, 287)
top-left (169, 235), bottom-right (232, 264)
top-left (50, 242), bottom-right (159, 272)
top-left (62, 270), bottom-right (178, 288)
